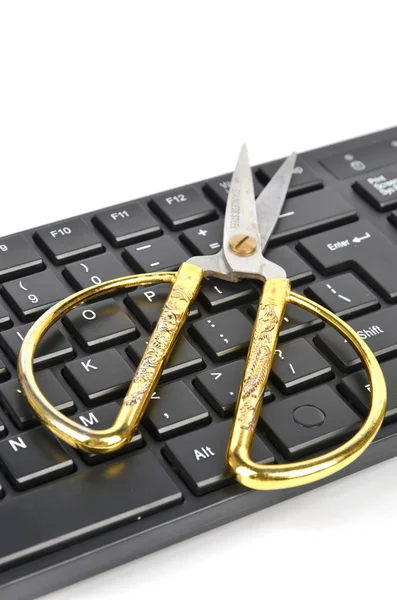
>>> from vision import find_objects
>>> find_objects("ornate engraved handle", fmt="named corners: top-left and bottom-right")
top-left (227, 278), bottom-right (387, 490)
top-left (18, 262), bottom-right (204, 454)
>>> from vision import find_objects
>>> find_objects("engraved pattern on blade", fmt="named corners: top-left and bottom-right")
top-left (125, 285), bottom-right (192, 406)
top-left (237, 299), bottom-right (279, 431)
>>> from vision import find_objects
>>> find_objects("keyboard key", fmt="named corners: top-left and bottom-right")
top-left (270, 189), bottom-right (356, 245)
top-left (0, 324), bottom-right (75, 368)
top-left (190, 309), bottom-right (252, 361)
top-left (149, 186), bottom-right (217, 230)
top-left (248, 303), bottom-right (323, 341)
top-left (340, 358), bottom-right (397, 424)
top-left (0, 419), bottom-right (6, 439)
top-left (265, 246), bottom-right (313, 286)
top-left (0, 360), bottom-right (9, 383)
top-left (63, 253), bottom-right (131, 291)
top-left (63, 348), bottom-right (134, 406)
top-left (0, 371), bottom-right (75, 429)
top-left (193, 360), bottom-right (273, 417)
top-left (297, 221), bottom-right (397, 302)
top-left (34, 218), bottom-right (104, 265)
top-left (315, 307), bottom-right (397, 372)
top-left (0, 428), bottom-right (74, 490)
top-left (1, 271), bottom-right (69, 322)
top-left (203, 172), bottom-right (264, 208)
top-left (126, 335), bottom-right (203, 382)
top-left (163, 420), bottom-right (274, 495)
top-left (270, 339), bottom-right (333, 394)
top-left (63, 299), bottom-right (138, 351)
top-left (0, 452), bottom-right (182, 571)
top-left (0, 234), bottom-right (44, 283)
top-left (199, 278), bottom-right (257, 312)
top-left (257, 157), bottom-right (323, 197)
top-left (259, 386), bottom-right (360, 459)
top-left (320, 138), bottom-right (397, 179)
top-left (180, 220), bottom-right (223, 255)
top-left (144, 381), bottom-right (210, 440)
top-left (93, 202), bottom-right (162, 247)
top-left (123, 236), bottom-right (190, 272)
top-left (306, 273), bottom-right (379, 319)
top-left (353, 168), bottom-right (397, 211)
top-left (0, 303), bottom-right (12, 331)
top-left (73, 402), bottom-right (144, 464)
top-left (125, 283), bottom-right (199, 332)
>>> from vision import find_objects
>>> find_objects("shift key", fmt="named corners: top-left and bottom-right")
top-left (315, 307), bottom-right (397, 372)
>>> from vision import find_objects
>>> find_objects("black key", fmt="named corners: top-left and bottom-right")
top-left (320, 138), bottom-right (397, 179)
top-left (93, 202), bottom-right (162, 247)
top-left (149, 186), bottom-right (217, 230)
top-left (63, 299), bottom-right (138, 351)
top-left (0, 419), bottom-right (6, 439)
top-left (1, 271), bottom-right (69, 322)
top-left (297, 221), bottom-right (397, 302)
top-left (0, 452), bottom-right (182, 571)
top-left (270, 189), bottom-right (356, 245)
top-left (306, 273), bottom-right (379, 319)
top-left (259, 386), bottom-right (360, 459)
top-left (203, 172), bottom-right (263, 208)
top-left (63, 253), bottom-right (131, 291)
top-left (193, 360), bottom-right (273, 417)
top-left (63, 348), bottom-right (134, 406)
top-left (0, 234), bottom-right (44, 283)
top-left (353, 168), bottom-right (397, 211)
top-left (199, 277), bottom-right (257, 312)
top-left (0, 428), bottom-right (74, 490)
top-left (270, 339), bottom-right (333, 394)
top-left (0, 324), bottom-right (75, 368)
top-left (315, 307), bottom-right (397, 372)
top-left (340, 358), bottom-right (397, 424)
top-left (0, 371), bottom-right (75, 429)
top-left (388, 210), bottom-right (397, 230)
top-left (73, 402), bottom-right (144, 464)
top-left (265, 246), bottom-right (313, 286)
top-left (0, 360), bottom-right (9, 383)
top-left (180, 220), bottom-right (223, 255)
top-left (34, 218), bottom-right (104, 265)
top-left (257, 157), bottom-right (323, 197)
top-left (123, 236), bottom-right (189, 272)
top-left (144, 381), bottom-right (210, 440)
top-left (0, 302), bottom-right (12, 331)
top-left (127, 335), bottom-right (203, 382)
top-left (164, 421), bottom-right (273, 495)
top-left (125, 283), bottom-right (199, 332)
top-left (248, 303), bottom-right (323, 341)
top-left (190, 309), bottom-right (252, 361)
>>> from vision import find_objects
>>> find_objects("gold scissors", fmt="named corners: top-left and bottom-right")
top-left (17, 145), bottom-right (387, 490)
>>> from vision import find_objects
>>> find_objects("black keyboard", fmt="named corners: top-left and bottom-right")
top-left (2, 127), bottom-right (397, 599)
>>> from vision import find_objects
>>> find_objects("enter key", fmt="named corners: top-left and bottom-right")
top-left (315, 307), bottom-right (397, 372)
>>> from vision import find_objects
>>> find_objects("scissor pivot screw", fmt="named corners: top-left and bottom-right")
top-left (229, 234), bottom-right (257, 256)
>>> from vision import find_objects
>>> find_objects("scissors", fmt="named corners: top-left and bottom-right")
top-left (17, 145), bottom-right (387, 490)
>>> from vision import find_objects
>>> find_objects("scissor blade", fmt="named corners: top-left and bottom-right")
top-left (256, 152), bottom-right (297, 252)
top-left (223, 143), bottom-right (261, 252)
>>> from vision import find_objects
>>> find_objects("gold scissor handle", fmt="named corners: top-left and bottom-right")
top-left (227, 277), bottom-right (387, 490)
top-left (17, 262), bottom-right (203, 454)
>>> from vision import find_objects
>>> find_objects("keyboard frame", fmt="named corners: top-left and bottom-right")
top-left (2, 126), bottom-right (397, 600)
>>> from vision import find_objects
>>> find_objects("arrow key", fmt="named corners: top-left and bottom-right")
top-left (144, 381), bottom-right (210, 440)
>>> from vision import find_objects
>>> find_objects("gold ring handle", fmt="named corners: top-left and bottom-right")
top-left (17, 263), bottom-right (203, 454)
top-left (227, 277), bottom-right (387, 490)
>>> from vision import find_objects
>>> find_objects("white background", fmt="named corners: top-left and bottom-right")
top-left (1, 2), bottom-right (396, 599)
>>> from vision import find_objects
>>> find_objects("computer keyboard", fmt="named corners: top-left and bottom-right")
top-left (2, 127), bottom-right (397, 599)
